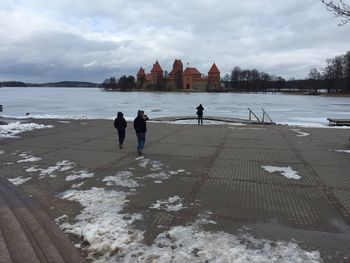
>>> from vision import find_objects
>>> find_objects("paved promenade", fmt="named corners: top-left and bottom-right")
top-left (0, 119), bottom-right (350, 262)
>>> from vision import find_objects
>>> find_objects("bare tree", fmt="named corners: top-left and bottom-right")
top-left (322, 0), bottom-right (350, 25)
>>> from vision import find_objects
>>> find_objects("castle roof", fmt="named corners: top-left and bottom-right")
top-left (208, 63), bottom-right (220, 74)
top-left (137, 67), bottom-right (146, 76)
top-left (173, 59), bottom-right (183, 67)
top-left (183, 67), bottom-right (201, 76)
top-left (151, 61), bottom-right (163, 73)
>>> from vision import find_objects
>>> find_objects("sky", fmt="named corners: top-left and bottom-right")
top-left (0, 0), bottom-right (349, 83)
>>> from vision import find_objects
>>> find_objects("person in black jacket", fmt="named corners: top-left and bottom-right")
top-left (196, 104), bottom-right (204, 125)
top-left (134, 110), bottom-right (149, 155)
top-left (114, 112), bottom-right (127, 149)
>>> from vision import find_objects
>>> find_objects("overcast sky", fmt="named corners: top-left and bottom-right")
top-left (1, 0), bottom-right (349, 83)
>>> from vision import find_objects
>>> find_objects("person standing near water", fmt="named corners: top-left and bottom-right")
top-left (196, 104), bottom-right (204, 125)
top-left (134, 110), bottom-right (149, 155)
top-left (114, 112), bottom-right (127, 149)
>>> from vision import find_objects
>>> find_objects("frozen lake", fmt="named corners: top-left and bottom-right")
top-left (1, 87), bottom-right (350, 127)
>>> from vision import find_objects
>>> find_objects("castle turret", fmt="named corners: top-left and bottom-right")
top-left (150, 61), bottom-right (164, 84)
top-left (208, 63), bottom-right (220, 90)
top-left (136, 67), bottom-right (146, 88)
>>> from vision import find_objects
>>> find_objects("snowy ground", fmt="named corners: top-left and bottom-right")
top-left (5, 149), bottom-right (321, 262)
top-left (0, 122), bottom-right (53, 139)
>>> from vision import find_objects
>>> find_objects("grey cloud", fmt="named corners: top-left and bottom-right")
top-left (1, 0), bottom-right (349, 82)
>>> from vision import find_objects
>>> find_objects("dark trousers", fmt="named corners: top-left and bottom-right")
top-left (197, 114), bottom-right (203, 125)
top-left (117, 129), bottom-right (125, 145)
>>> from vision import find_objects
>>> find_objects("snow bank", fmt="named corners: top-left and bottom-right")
top-left (261, 166), bottom-right (302, 180)
top-left (58, 187), bottom-right (143, 261)
top-left (122, 221), bottom-right (321, 263)
top-left (0, 122), bottom-right (53, 138)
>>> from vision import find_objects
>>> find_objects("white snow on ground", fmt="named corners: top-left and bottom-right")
top-left (17, 152), bottom-right (42, 163)
top-left (8, 176), bottom-right (32, 185)
top-left (58, 120), bottom-right (71, 123)
top-left (56, 160), bottom-right (76, 171)
top-left (150, 196), bottom-right (186, 212)
top-left (0, 122), bottom-right (53, 138)
top-left (103, 171), bottom-right (139, 188)
top-left (335, 150), bottom-right (350, 154)
top-left (291, 128), bottom-right (310, 137)
top-left (144, 171), bottom-right (171, 181)
top-left (58, 187), bottom-right (143, 261)
top-left (26, 114), bottom-right (89, 120)
top-left (237, 127), bottom-right (266, 130)
top-left (71, 182), bottom-right (84, 188)
top-left (66, 170), bottom-right (94, 181)
top-left (57, 186), bottom-right (320, 262)
top-left (55, 214), bottom-right (68, 224)
top-left (121, 222), bottom-right (321, 263)
top-left (261, 166), bottom-right (302, 180)
top-left (25, 166), bottom-right (39, 172)
top-left (0, 150), bottom-right (4, 155)
top-left (38, 160), bottom-right (75, 178)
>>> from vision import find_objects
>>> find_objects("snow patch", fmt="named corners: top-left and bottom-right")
top-left (58, 120), bottom-right (71, 123)
top-left (17, 152), bottom-right (42, 163)
top-left (103, 171), bottom-right (139, 188)
top-left (121, 222), bottom-right (321, 262)
top-left (58, 187), bottom-right (143, 261)
top-left (150, 196), bottom-right (186, 212)
top-left (335, 149), bottom-right (350, 154)
top-left (0, 122), bottom-right (53, 138)
top-left (262, 166), bottom-right (302, 180)
top-left (291, 128), bottom-right (310, 137)
top-left (8, 176), bottom-right (32, 185)
top-left (38, 160), bottom-right (75, 178)
top-left (71, 182), bottom-right (84, 188)
top-left (66, 170), bottom-right (94, 181)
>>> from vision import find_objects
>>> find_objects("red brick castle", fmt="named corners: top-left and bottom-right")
top-left (137, 59), bottom-right (220, 91)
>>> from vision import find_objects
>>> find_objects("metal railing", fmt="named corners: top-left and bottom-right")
top-left (248, 108), bottom-right (261, 122)
top-left (262, 108), bottom-right (273, 123)
top-left (248, 108), bottom-right (274, 123)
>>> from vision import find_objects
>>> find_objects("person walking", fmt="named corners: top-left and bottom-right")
top-left (114, 112), bottom-right (127, 149)
top-left (134, 110), bottom-right (149, 155)
top-left (196, 104), bottom-right (204, 125)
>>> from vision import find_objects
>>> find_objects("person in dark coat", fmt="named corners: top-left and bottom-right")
top-left (114, 112), bottom-right (127, 149)
top-left (196, 104), bottom-right (204, 125)
top-left (134, 110), bottom-right (149, 155)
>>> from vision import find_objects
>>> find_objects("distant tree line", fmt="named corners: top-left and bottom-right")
top-left (223, 51), bottom-right (350, 93)
top-left (222, 67), bottom-right (287, 92)
top-left (101, 75), bottom-right (136, 91)
top-left (307, 51), bottom-right (350, 93)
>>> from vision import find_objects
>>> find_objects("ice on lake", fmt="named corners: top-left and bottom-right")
top-left (1, 87), bottom-right (350, 127)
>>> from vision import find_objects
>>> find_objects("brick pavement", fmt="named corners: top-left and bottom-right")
top-left (0, 119), bottom-right (349, 262)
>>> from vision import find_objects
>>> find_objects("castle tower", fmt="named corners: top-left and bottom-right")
top-left (168, 59), bottom-right (183, 89)
top-left (208, 63), bottom-right (220, 90)
top-left (136, 67), bottom-right (146, 88)
top-left (150, 60), bottom-right (164, 84)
